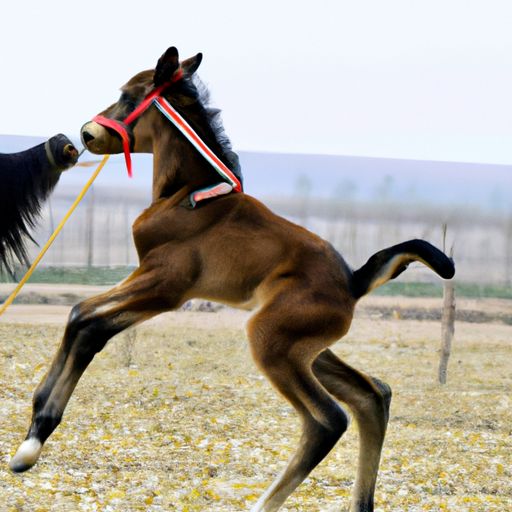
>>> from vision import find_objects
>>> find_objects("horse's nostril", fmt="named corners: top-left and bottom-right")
top-left (82, 131), bottom-right (95, 144)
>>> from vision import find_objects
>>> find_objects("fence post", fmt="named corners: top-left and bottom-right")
top-left (438, 225), bottom-right (455, 384)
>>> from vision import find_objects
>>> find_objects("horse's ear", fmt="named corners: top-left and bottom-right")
top-left (181, 53), bottom-right (203, 75)
top-left (154, 46), bottom-right (180, 86)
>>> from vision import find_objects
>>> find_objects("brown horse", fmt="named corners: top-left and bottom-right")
top-left (10, 47), bottom-right (455, 512)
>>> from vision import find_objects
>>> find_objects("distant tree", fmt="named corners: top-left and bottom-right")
top-left (334, 179), bottom-right (358, 203)
top-left (374, 174), bottom-right (394, 203)
top-left (294, 174), bottom-right (313, 227)
top-left (489, 186), bottom-right (505, 213)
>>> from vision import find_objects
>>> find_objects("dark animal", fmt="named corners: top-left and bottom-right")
top-left (10, 47), bottom-right (455, 512)
top-left (0, 134), bottom-right (78, 275)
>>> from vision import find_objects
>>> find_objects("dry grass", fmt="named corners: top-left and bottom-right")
top-left (0, 302), bottom-right (511, 511)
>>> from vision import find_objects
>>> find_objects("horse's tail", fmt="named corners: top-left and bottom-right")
top-left (0, 134), bottom-right (78, 275)
top-left (351, 239), bottom-right (455, 299)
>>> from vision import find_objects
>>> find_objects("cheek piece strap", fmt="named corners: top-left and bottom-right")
top-left (91, 115), bottom-right (133, 176)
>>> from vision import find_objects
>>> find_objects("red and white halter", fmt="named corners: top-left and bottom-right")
top-left (92, 68), bottom-right (242, 207)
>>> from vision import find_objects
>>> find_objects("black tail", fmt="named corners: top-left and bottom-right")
top-left (351, 239), bottom-right (455, 299)
top-left (0, 134), bottom-right (79, 276)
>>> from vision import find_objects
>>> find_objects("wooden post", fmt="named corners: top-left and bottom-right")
top-left (439, 277), bottom-right (455, 384)
top-left (438, 224), bottom-right (455, 385)
top-left (295, 174), bottom-right (312, 228)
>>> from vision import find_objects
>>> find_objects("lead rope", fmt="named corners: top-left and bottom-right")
top-left (0, 153), bottom-right (110, 317)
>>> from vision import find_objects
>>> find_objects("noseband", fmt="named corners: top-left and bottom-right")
top-left (92, 68), bottom-right (242, 207)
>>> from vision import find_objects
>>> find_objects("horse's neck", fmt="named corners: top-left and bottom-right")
top-left (151, 136), bottom-right (216, 202)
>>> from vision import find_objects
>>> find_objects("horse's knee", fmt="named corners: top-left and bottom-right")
top-left (65, 304), bottom-right (113, 361)
top-left (66, 303), bottom-right (90, 338)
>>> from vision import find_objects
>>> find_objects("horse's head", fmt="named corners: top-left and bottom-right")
top-left (81, 46), bottom-right (241, 201)
top-left (80, 47), bottom-right (202, 156)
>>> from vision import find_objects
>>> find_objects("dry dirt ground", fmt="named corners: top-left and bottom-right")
top-left (0, 290), bottom-right (511, 511)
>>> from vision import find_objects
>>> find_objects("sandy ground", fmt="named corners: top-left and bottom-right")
top-left (0, 291), bottom-right (511, 511)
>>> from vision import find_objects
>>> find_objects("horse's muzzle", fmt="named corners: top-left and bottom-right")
top-left (80, 121), bottom-right (123, 155)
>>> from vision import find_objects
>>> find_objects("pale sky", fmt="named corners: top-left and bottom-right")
top-left (1, 0), bottom-right (511, 165)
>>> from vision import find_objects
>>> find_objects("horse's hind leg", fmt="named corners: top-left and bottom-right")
top-left (9, 269), bottom-right (177, 472)
top-left (247, 302), bottom-right (351, 512)
top-left (312, 348), bottom-right (392, 512)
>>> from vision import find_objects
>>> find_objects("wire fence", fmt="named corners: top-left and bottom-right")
top-left (27, 184), bottom-right (512, 286)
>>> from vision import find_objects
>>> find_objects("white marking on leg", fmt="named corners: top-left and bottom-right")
top-left (9, 438), bottom-right (42, 472)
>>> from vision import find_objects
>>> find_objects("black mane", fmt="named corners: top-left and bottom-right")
top-left (174, 75), bottom-right (243, 187)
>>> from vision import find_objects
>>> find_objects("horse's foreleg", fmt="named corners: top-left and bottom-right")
top-left (9, 271), bottom-right (172, 472)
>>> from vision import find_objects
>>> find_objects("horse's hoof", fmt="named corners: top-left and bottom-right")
top-left (9, 438), bottom-right (42, 473)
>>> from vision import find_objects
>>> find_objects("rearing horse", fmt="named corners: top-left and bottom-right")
top-left (10, 47), bottom-right (455, 512)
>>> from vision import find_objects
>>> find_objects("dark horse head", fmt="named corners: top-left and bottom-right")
top-left (0, 134), bottom-right (78, 276)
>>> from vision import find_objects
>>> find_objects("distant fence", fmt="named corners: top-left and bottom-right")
top-left (27, 184), bottom-right (512, 285)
